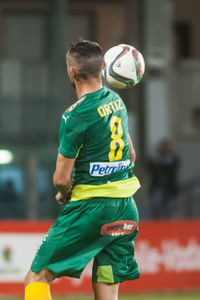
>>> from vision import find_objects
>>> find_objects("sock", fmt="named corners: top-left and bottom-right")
top-left (25, 282), bottom-right (52, 300)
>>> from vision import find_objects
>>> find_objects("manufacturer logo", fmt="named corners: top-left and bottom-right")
top-left (62, 115), bottom-right (70, 123)
top-left (101, 220), bottom-right (137, 236)
top-left (90, 160), bottom-right (130, 177)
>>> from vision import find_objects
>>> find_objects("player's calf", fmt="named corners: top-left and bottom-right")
top-left (24, 269), bottom-right (55, 300)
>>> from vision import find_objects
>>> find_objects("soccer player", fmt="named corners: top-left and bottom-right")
top-left (24, 39), bottom-right (141, 300)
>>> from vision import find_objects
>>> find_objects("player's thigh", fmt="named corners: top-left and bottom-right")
top-left (93, 231), bottom-right (139, 283)
top-left (92, 197), bottom-right (139, 283)
top-left (31, 200), bottom-right (108, 277)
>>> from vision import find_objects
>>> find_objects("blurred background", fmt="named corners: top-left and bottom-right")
top-left (0, 0), bottom-right (200, 220)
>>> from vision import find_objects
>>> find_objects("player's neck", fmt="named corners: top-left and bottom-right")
top-left (75, 77), bottom-right (103, 99)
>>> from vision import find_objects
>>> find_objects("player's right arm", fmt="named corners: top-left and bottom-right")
top-left (128, 134), bottom-right (136, 164)
top-left (54, 110), bottom-right (86, 204)
top-left (53, 153), bottom-right (75, 204)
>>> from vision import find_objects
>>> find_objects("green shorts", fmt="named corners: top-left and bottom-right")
top-left (31, 197), bottom-right (140, 283)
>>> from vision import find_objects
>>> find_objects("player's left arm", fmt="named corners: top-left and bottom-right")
top-left (128, 133), bottom-right (136, 164)
top-left (53, 153), bottom-right (75, 205)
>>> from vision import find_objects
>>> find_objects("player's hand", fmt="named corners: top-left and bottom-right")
top-left (55, 191), bottom-right (71, 205)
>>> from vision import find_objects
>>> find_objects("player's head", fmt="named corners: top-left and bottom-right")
top-left (66, 38), bottom-right (103, 85)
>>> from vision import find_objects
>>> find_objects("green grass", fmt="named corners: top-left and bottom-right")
top-left (1, 292), bottom-right (200, 300)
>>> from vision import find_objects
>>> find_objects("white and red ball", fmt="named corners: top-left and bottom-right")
top-left (102, 44), bottom-right (145, 89)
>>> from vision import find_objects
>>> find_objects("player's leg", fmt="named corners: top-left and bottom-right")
top-left (92, 197), bottom-right (139, 299)
top-left (24, 198), bottom-right (114, 300)
top-left (92, 282), bottom-right (119, 300)
top-left (24, 268), bottom-right (55, 300)
top-left (24, 268), bottom-right (55, 286)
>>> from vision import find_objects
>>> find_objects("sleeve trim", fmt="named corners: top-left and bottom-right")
top-left (58, 149), bottom-right (76, 159)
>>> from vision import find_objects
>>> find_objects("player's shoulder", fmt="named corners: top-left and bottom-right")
top-left (65, 95), bottom-right (87, 114)
top-left (60, 96), bottom-right (87, 125)
top-left (61, 86), bottom-right (125, 119)
top-left (60, 96), bottom-right (88, 129)
top-left (104, 85), bottom-right (119, 97)
top-left (104, 86), bottom-right (125, 105)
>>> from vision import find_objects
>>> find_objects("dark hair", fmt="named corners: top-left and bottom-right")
top-left (67, 38), bottom-right (103, 80)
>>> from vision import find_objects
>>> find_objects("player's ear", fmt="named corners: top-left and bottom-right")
top-left (102, 61), bottom-right (106, 69)
top-left (70, 66), bottom-right (76, 77)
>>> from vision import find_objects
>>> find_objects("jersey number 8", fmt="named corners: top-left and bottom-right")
top-left (109, 116), bottom-right (124, 161)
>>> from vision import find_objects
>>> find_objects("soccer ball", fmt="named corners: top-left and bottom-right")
top-left (102, 44), bottom-right (145, 89)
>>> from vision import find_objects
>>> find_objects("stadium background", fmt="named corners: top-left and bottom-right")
top-left (0, 0), bottom-right (200, 299)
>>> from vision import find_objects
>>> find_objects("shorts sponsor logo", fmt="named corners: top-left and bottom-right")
top-left (90, 160), bottom-right (130, 177)
top-left (101, 220), bottom-right (137, 236)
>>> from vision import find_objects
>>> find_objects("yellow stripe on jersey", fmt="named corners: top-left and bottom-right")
top-left (71, 176), bottom-right (141, 201)
top-left (75, 144), bottom-right (83, 158)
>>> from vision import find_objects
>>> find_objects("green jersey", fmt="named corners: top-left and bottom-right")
top-left (58, 86), bottom-right (140, 201)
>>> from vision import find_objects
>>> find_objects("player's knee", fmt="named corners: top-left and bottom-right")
top-left (24, 270), bottom-right (36, 286)
top-left (24, 269), bottom-right (55, 287)
top-left (92, 282), bottom-right (119, 300)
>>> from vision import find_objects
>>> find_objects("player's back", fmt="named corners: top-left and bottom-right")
top-left (59, 86), bottom-right (140, 200)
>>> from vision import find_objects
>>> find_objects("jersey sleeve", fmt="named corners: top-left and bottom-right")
top-left (58, 112), bottom-right (86, 158)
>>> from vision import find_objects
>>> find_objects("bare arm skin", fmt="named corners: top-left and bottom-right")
top-left (53, 153), bottom-right (75, 204)
top-left (128, 134), bottom-right (136, 164)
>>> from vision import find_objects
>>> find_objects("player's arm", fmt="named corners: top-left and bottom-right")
top-left (53, 153), bottom-right (75, 204)
top-left (128, 133), bottom-right (136, 164)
